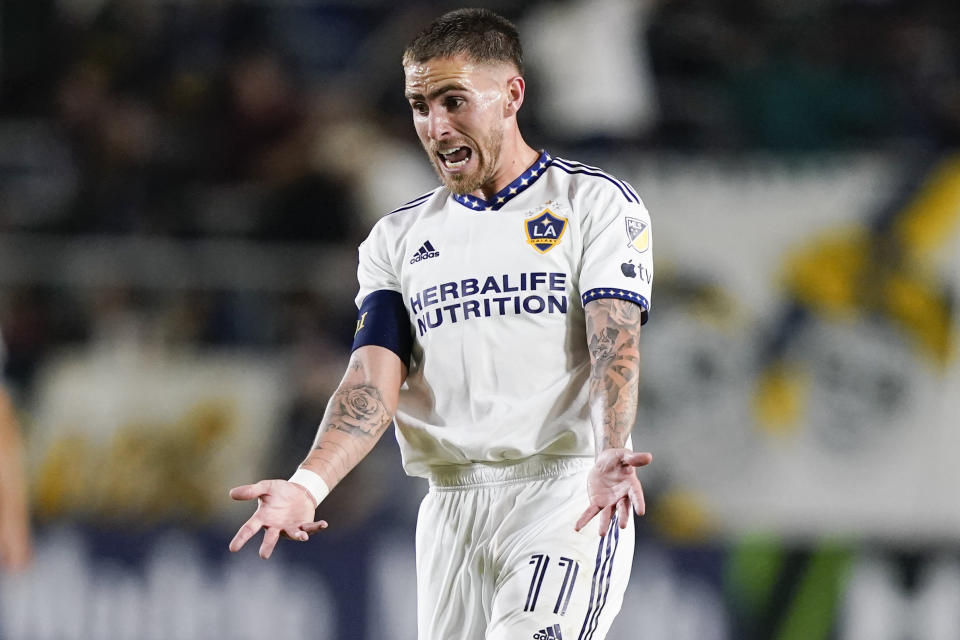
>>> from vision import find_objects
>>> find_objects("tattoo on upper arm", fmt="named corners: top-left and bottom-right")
top-left (585, 299), bottom-right (643, 449)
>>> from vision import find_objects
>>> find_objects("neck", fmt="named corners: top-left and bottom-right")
top-left (473, 134), bottom-right (539, 201)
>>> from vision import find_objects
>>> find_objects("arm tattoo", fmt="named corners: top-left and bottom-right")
top-left (585, 299), bottom-right (643, 450)
top-left (323, 383), bottom-right (392, 439)
top-left (304, 353), bottom-right (399, 488)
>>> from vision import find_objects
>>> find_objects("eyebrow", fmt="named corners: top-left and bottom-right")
top-left (405, 83), bottom-right (468, 101)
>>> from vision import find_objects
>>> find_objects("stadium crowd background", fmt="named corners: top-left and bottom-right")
top-left (1, 1), bottom-right (960, 639)
top-left (2, 0), bottom-right (958, 388)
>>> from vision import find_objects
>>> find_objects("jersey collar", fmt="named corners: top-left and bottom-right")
top-left (452, 151), bottom-right (553, 212)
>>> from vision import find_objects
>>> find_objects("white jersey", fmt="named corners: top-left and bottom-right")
top-left (355, 152), bottom-right (653, 477)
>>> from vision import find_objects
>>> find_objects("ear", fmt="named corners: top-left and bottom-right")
top-left (503, 74), bottom-right (525, 117)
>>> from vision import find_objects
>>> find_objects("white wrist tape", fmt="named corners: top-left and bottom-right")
top-left (288, 468), bottom-right (330, 508)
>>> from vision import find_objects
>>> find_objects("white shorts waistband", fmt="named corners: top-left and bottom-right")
top-left (427, 455), bottom-right (593, 490)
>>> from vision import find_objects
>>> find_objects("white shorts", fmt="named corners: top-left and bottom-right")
top-left (416, 455), bottom-right (635, 640)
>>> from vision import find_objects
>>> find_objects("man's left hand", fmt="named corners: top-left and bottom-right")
top-left (575, 449), bottom-right (652, 535)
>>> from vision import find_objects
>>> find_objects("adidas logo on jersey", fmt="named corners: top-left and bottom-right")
top-left (533, 624), bottom-right (563, 639)
top-left (410, 240), bottom-right (439, 264)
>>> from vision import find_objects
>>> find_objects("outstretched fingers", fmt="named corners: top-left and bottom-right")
top-left (229, 520), bottom-right (317, 556)
top-left (617, 496), bottom-right (630, 528)
top-left (300, 520), bottom-right (329, 534)
top-left (628, 481), bottom-right (646, 516)
top-left (229, 517), bottom-right (262, 552)
top-left (282, 526), bottom-right (309, 542)
top-left (597, 505), bottom-right (614, 536)
top-left (229, 481), bottom-right (268, 502)
top-left (623, 451), bottom-right (653, 468)
top-left (574, 504), bottom-right (602, 532)
top-left (259, 527), bottom-right (281, 559)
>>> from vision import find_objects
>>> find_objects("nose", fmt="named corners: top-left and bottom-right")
top-left (426, 109), bottom-right (451, 141)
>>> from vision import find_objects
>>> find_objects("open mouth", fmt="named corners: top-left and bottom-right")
top-left (437, 146), bottom-right (472, 170)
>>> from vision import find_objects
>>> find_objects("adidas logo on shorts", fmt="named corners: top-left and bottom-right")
top-left (533, 623), bottom-right (563, 639)
top-left (410, 240), bottom-right (439, 264)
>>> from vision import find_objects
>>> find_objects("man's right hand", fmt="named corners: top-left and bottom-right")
top-left (228, 479), bottom-right (328, 559)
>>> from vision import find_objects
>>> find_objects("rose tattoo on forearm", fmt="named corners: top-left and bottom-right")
top-left (329, 384), bottom-right (392, 438)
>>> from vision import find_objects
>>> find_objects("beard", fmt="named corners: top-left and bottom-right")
top-left (426, 126), bottom-right (503, 196)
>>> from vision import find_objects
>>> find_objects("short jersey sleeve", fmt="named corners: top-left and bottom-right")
top-left (352, 222), bottom-right (413, 364)
top-left (578, 195), bottom-right (653, 324)
top-left (355, 222), bottom-right (400, 305)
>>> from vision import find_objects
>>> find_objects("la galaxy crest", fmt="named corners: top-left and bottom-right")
top-left (625, 217), bottom-right (650, 253)
top-left (525, 209), bottom-right (567, 253)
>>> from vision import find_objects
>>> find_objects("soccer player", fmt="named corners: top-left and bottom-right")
top-left (230, 9), bottom-right (654, 640)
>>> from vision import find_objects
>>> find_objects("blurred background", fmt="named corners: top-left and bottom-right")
top-left (1, 0), bottom-right (959, 638)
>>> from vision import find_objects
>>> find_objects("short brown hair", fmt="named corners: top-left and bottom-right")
top-left (403, 8), bottom-right (523, 74)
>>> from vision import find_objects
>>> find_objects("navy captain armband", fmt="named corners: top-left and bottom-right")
top-left (351, 290), bottom-right (413, 365)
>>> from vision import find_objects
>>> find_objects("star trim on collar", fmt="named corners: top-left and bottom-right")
top-left (452, 151), bottom-right (553, 212)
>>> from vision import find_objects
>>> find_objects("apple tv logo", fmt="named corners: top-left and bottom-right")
top-left (620, 260), bottom-right (651, 283)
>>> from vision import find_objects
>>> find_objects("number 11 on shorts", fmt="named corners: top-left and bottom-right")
top-left (524, 554), bottom-right (580, 615)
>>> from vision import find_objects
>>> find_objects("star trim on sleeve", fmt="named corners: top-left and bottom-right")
top-left (580, 288), bottom-right (650, 312)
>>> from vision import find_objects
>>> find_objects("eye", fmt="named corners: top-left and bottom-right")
top-left (444, 96), bottom-right (465, 111)
top-left (411, 101), bottom-right (428, 116)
